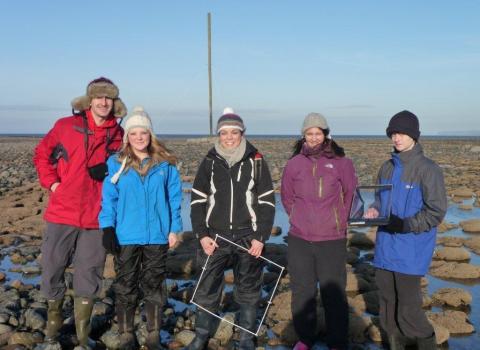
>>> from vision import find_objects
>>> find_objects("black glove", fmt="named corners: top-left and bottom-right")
top-left (102, 227), bottom-right (120, 254)
top-left (384, 214), bottom-right (409, 233)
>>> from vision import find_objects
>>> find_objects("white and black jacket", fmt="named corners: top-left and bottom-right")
top-left (190, 141), bottom-right (275, 242)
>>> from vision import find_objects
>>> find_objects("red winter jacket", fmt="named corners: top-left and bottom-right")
top-left (33, 110), bottom-right (123, 229)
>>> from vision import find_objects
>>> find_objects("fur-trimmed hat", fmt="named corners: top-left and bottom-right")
top-left (216, 107), bottom-right (245, 133)
top-left (71, 77), bottom-right (127, 118)
top-left (122, 106), bottom-right (153, 143)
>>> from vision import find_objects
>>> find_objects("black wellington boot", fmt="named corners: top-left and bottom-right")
top-left (145, 301), bottom-right (163, 350)
top-left (238, 305), bottom-right (257, 350)
top-left (388, 332), bottom-right (407, 350)
top-left (416, 333), bottom-right (437, 350)
top-left (117, 304), bottom-right (136, 350)
top-left (184, 310), bottom-right (214, 350)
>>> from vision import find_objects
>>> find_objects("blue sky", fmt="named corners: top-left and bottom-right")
top-left (1, 1), bottom-right (479, 135)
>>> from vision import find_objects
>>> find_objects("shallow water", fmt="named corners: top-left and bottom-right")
top-left (1, 191), bottom-right (479, 349)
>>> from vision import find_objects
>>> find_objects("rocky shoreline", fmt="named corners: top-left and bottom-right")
top-left (1, 136), bottom-right (480, 349)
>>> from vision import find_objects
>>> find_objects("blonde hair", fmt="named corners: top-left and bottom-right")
top-left (117, 132), bottom-right (177, 176)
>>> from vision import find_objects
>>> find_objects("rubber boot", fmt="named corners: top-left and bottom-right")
top-left (416, 333), bottom-right (437, 350)
top-left (184, 310), bottom-right (214, 350)
top-left (117, 304), bottom-right (136, 350)
top-left (74, 297), bottom-right (94, 348)
top-left (145, 301), bottom-right (162, 350)
top-left (45, 299), bottom-right (63, 341)
top-left (238, 305), bottom-right (257, 350)
top-left (388, 332), bottom-right (407, 350)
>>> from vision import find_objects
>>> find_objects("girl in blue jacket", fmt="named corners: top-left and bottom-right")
top-left (99, 106), bottom-right (182, 350)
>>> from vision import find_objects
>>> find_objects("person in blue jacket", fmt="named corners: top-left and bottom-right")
top-left (365, 111), bottom-right (447, 350)
top-left (99, 106), bottom-right (182, 350)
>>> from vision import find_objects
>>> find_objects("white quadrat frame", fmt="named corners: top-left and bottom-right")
top-left (190, 234), bottom-right (285, 336)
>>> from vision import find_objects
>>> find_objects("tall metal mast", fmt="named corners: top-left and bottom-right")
top-left (208, 13), bottom-right (213, 135)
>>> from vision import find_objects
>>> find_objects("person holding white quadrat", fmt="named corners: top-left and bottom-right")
top-left (188, 108), bottom-right (275, 350)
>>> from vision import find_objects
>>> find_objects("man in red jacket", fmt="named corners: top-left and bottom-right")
top-left (33, 77), bottom-right (125, 349)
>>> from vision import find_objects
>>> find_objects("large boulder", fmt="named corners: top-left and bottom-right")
top-left (429, 261), bottom-right (480, 279)
top-left (431, 322), bottom-right (450, 345)
top-left (433, 247), bottom-right (470, 261)
top-left (464, 236), bottom-right (480, 255)
top-left (267, 291), bottom-right (292, 321)
top-left (449, 187), bottom-right (474, 198)
top-left (431, 288), bottom-right (472, 308)
top-left (427, 310), bottom-right (474, 334)
top-left (460, 219), bottom-right (480, 233)
top-left (346, 272), bottom-right (371, 293)
top-left (349, 291), bottom-right (379, 315)
top-left (437, 221), bottom-right (458, 233)
top-left (348, 231), bottom-right (375, 248)
top-left (437, 236), bottom-right (464, 247)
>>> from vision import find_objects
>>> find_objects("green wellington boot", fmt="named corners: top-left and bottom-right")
top-left (74, 297), bottom-right (94, 348)
top-left (45, 299), bottom-right (64, 341)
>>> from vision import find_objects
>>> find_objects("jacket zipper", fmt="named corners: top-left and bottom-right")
top-left (237, 162), bottom-right (243, 182)
top-left (230, 173), bottom-right (234, 229)
top-left (334, 207), bottom-right (340, 232)
top-left (143, 173), bottom-right (150, 243)
top-left (318, 177), bottom-right (323, 198)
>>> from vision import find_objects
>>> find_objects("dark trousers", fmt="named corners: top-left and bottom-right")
top-left (194, 236), bottom-right (263, 312)
top-left (376, 269), bottom-right (434, 339)
top-left (41, 222), bottom-right (106, 299)
top-left (113, 244), bottom-right (168, 309)
top-left (288, 235), bottom-right (348, 349)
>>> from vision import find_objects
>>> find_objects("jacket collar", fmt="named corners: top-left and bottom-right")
top-left (391, 143), bottom-right (423, 165)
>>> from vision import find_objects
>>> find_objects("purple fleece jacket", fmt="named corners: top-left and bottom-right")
top-left (281, 153), bottom-right (357, 242)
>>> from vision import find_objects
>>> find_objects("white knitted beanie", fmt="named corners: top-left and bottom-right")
top-left (122, 106), bottom-right (153, 143)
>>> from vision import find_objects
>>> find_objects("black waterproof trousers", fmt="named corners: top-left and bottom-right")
top-left (376, 269), bottom-right (434, 339)
top-left (288, 235), bottom-right (348, 349)
top-left (113, 244), bottom-right (169, 310)
top-left (194, 234), bottom-right (263, 312)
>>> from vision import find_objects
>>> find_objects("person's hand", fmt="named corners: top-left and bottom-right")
top-left (168, 233), bottom-right (178, 249)
top-left (102, 227), bottom-right (120, 254)
top-left (384, 214), bottom-right (407, 233)
top-left (200, 236), bottom-right (218, 256)
top-left (364, 208), bottom-right (379, 219)
top-left (50, 182), bottom-right (60, 192)
top-left (248, 239), bottom-right (264, 258)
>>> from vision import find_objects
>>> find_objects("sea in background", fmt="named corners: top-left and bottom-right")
top-left (2, 133), bottom-right (480, 141)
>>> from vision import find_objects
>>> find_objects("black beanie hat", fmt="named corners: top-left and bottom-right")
top-left (386, 110), bottom-right (420, 141)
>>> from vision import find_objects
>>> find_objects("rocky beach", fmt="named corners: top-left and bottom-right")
top-left (1, 135), bottom-right (480, 350)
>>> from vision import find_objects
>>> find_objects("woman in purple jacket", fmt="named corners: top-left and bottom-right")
top-left (281, 113), bottom-right (357, 350)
